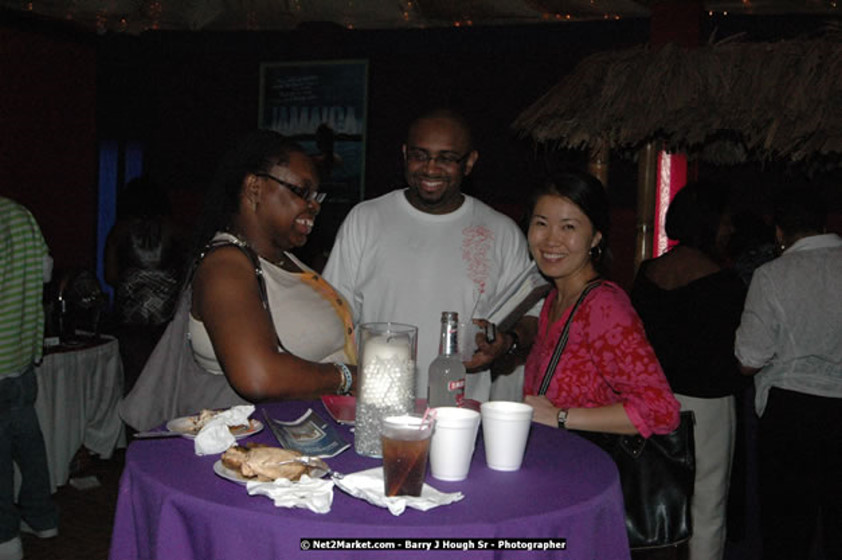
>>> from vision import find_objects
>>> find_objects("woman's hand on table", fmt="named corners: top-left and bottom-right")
top-left (524, 395), bottom-right (561, 428)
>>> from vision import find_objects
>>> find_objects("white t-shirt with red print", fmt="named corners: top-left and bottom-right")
top-left (324, 189), bottom-right (537, 401)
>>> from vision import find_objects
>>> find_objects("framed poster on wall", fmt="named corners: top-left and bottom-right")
top-left (258, 59), bottom-right (368, 204)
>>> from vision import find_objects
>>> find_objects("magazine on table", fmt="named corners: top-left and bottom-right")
top-left (262, 408), bottom-right (350, 458)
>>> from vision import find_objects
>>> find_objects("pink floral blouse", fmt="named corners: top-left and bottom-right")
top-left (524, 281), bottom-right (680, 437)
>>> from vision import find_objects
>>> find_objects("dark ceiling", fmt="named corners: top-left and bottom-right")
top-left (2, 0), bottom-right (840, 34)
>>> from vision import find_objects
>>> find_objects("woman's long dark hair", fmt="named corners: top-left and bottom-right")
top-left (527, 170), bottom-right (612, 276)
top-left (191, 130), bottom-right (306, 258)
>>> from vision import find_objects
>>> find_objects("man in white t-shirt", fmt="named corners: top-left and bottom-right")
top-left (323, 109), bottom-right (539, 401)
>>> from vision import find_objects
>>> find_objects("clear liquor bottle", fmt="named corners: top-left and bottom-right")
top-left (427, 311), bottom-right (466, 407)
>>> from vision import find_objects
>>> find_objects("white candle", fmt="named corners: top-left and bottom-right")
top-left (355, 327), bottom-right (417, 457)
top-left (362, 335), bottom-right (410, 368)
top-left (360, 335), bottom-right (413, 405)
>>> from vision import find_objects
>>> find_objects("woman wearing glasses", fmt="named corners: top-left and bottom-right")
top-left (185, 129), bottom-right (356, 402)
top-left (120, 130), bottom-right (356, 431)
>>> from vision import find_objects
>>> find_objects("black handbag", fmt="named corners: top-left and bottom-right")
top-left (573, 413), bottom-right (695, 549)
top-left (538, 280), bottom-right (695, 550)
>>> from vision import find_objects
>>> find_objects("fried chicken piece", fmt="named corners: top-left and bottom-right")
top-left (220, 445), bottom-right (252, 471)
top-left (221, 445), bottom-right (307, 481)
top-left (242, 447), bottom-right (307, 481)
top-left (221, 443), bottom-right (273, 471)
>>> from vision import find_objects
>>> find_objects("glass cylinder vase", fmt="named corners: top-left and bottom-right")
top-left (354, 322), bottom-right (417, 457)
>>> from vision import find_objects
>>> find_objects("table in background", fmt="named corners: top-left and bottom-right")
top-left (35, 336), bottom-right (126, 491)
top-left (110, 400), bottom-right (630, 560)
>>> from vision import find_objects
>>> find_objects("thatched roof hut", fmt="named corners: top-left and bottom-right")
top-left (512, 33), bottom-right (842, 165)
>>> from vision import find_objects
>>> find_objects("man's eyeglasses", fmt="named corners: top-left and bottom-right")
top-left (255, 173), bottom-right (326, 204)
top-left (406, 148), bottom-right (470, 167)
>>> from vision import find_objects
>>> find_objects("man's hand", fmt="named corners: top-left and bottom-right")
top-left (463, 319), bottom-right (507, 372)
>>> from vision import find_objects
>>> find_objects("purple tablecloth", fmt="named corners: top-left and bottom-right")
top-left (109, 401), bottom-right (631, 560)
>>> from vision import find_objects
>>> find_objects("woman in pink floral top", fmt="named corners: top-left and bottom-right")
top-left (523, 172), bottom-right (679, 437)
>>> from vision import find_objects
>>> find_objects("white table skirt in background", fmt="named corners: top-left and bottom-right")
top-left (33, 336), bottom-right (126, 492)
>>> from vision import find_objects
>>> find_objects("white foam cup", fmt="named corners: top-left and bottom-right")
top-left (429, 407), bottom-right (481, 481)
top-left (480, 401), bottom-right (534, 472)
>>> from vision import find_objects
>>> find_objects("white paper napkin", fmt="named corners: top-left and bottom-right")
top-left (194, 405), bottom-right (256, 455)
top-left (247, 475), bottom-right (335, 514)
top-left (334, 467), bottom-right (464, 516)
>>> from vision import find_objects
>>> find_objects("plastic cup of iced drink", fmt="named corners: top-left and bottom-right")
top-left (381, 414), bottom-right (434, 497)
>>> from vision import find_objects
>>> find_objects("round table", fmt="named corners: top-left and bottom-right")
top-left (109, 400), bottom-right (630, 560)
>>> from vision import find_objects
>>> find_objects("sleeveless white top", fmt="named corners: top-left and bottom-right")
top-left (188, 233), bottom-right (350, 374)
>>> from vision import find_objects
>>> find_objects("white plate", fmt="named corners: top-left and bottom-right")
top-left (165, 417), bottom-right (264, 440)
top-left (213, 459), bottom-right (330, 485)
top-left (213, 460), bottom-right (252, 485)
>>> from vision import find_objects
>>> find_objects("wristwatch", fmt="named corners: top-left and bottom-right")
top-left (505, 331), bottom-right (520, 356)
top-left (557, 409), bottom-right (569, 430)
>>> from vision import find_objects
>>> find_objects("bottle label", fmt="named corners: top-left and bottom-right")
top-left (447, 379), bottom-right (465, 392)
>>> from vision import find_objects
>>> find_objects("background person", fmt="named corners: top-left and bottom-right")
top-left (522, 171), bottom-right (680, 437)
top-left (104, 174), bottom-right (185, 394)
top-left (631, 181), bottom-right (748, 560)
top-left (311, 123), bottom-right (344, 184)
top-left (727, 209), bottom-right (778, 287)
top-left (323, 108), bottom-right (539, 402)
top-left (104, 175), bottom-right (184, 327)
top-left (720, 206), bottom-right (778, 545)
top-left (735, 184), bottom-right (842, 560)
top-left (0, 197), bottom-right (59, 560)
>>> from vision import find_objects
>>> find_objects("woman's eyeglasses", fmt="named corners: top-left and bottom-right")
top-left (255, 173), bottom-right (326, 204)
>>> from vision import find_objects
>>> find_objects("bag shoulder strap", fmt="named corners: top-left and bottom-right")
top-left (538, 280), bottom-right (603, 396)
top-left (194, 238), bottom-right (291, 354)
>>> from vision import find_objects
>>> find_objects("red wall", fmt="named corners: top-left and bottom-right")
top-left (0, 23), bottom-right (97, 272)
